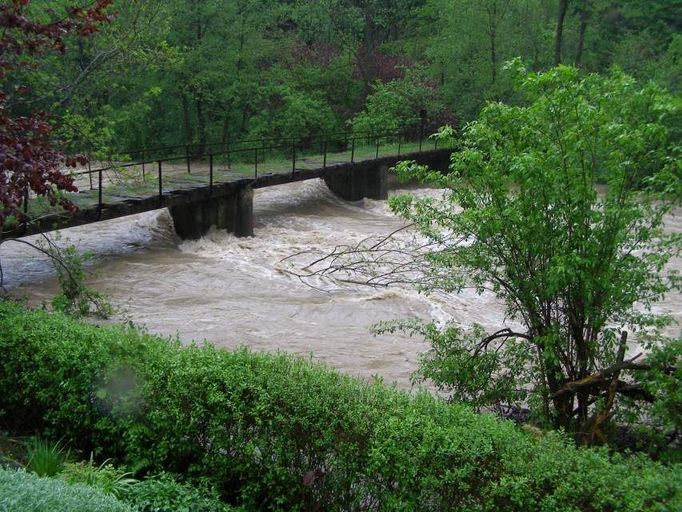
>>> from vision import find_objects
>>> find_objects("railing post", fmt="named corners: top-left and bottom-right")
top-left (88, 161), bottom-right (93, 190)
top-left (419, 108), bottom-right (426, 153)
top-left (398, 134), bottom-right (402, 157)
top-left (98, 169), bottom-right (103, 216)
top-left (434, 137), bottom-right (438, 150)
top-left (323, 140), bottom-right (327, 169)
top-left (350, 137), bottom-right (355, 163)
top-left (375, 136), bottom-right (380, 159)
top-left (209, 153), bottom-right (214, 196)
top-left (142, 161), bottom-right (146, 182)
top-left (254, 147), bottom-right (258, 179)
top-left (158, 160), bottom-right (163, 206)
top-left (185, 145), bottom-right (191, 174)
top-left (227, 142), bottom-right (231, 169)
top-left (292, 140), bottom-right (296, 178)
top-left (22, 185), bottom-right (28, 233)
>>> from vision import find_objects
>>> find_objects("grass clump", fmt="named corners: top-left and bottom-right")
top-left (25, 438), bottom-right (70, 477)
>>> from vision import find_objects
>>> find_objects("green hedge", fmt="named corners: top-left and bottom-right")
top-left (0, 467), bottom-right (131, 512)
top-left (0, 300), bottom-right (680, 511)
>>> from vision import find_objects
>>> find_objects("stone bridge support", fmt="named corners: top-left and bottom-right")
top-left (323, 148), bottom-right (451, 202)
top-left (170, 187), bottom-right (253, 240)
top-left (168, 149), bottom-right (452, 241)
top-left (323, 162), bottom-right (389, 201)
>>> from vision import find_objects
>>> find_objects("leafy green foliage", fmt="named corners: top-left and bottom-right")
top-left (5, 0), bottom-right (680, 164)
top-left (58, 456), bottom-right (137, 499)
top-left (638, 338), bottom-right (682, 434)
top-left (351, 68), bottom-right (448, 135)
top-left (38, 238), bottom-right (113, 318)
top-left (0, 467), bottom-right (132, 512)
top-left (25, 438), bottom-right (70, 478)
top-left (388, 62), bottom-right (681, 438)
top-left (246, 85), bottom-right (341, 141)
top-left (0, 300), bottom-right (680, 511)
top-left (123, 473), bottom-right (234, 512)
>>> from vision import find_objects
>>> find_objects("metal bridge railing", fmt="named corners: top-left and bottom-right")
top-left (22, 128), bottom-right (448, 225)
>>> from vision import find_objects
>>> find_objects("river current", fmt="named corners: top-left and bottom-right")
top-left (2, 180), bottom-right (680, 388)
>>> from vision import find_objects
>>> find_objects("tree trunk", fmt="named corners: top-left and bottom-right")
top-left (220, 105), bottom-right (232, 146)
top-left (490, 25), bottom-right (497, 83)
top-left (575, 8), bottom-right (588, 67)
top-left (195, 91), bottom-right (207, 157)
top-left (181, 93), bottom-right (193, 146)
top-left (554, 0), bottom-right (569, 66)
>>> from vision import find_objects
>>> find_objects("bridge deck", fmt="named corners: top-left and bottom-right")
top-left (7, 140), bottom-right (448, 238)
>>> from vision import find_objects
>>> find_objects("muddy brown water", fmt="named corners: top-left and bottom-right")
top-left (3, 180), bottom-right (680, 388)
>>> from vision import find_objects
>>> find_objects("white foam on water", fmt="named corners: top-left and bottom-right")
top-left (3, 178), bottom-right (680, 386)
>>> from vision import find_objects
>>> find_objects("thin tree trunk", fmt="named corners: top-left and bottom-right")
top-left (575, 8), bottom-right (588, 67)
top-left (554, 0), bottom-right (569, 66)
top-left (181, 93), bottom-right (192, 146)
top-left (220, 106), bottom-right (232, 146)
top-left (195, 91), bottom-right (207, 157)
top-left (484, 1), bottom-right (510, 85)
top-left (490, 27), bottom-right (497, 83)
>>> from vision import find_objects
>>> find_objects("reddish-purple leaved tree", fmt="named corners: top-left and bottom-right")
top-left (0, 0), bottom-right (114, 234)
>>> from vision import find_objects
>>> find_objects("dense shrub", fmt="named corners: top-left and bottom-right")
top-left (57, 457), bottom-right (137, 499)
top-left (0, 300), bottom-right (680, 511)
top-left (0, 467), bottom-right (131, 512)
top-left (123, 473), bottom-right (235, 512)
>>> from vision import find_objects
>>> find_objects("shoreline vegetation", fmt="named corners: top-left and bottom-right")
top-left (1, 299), bottom-right (680, 511)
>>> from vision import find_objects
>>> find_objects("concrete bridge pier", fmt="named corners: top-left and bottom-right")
top-left (323, 162), bottom-right (388, 201)
top-left (170, 187), bottom-right (254, 240)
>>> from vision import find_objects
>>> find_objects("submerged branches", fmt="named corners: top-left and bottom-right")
top-left (0, 230), bottom-right (112, 318)
top-left (281, 223), bottom-right (468, 291)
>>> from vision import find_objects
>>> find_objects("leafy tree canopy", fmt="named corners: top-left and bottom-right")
top-left (383, 61), bottom-right (681, 442)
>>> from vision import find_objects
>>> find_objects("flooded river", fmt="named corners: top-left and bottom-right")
top-left (2, 179), bottom-right (680, 388)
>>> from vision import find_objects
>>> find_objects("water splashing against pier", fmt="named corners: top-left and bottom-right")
top-left (3, 179), bottom-right (680, 388)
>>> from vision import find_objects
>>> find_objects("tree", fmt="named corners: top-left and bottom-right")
top-left (350, 67), bottom-right (450, 135)
top-left (0, 0), bottom-right (113, 235)
top-left (301, 62), bottom-right (681, 443)
top-left (394, 62), bottom-right (681, 440)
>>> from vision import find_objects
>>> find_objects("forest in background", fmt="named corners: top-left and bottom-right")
top-left (7, 0), bottom-right (681, 158)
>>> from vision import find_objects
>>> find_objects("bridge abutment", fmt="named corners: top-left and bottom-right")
top-left (170, 187), bottom-right (254, 240)
top-left (323, 162), bottom-right (388, 201)
top-left (234, 187), bottom-right (254, 237)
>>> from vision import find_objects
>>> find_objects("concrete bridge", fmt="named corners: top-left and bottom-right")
top-left (11, 134), bottom-right (452, 240)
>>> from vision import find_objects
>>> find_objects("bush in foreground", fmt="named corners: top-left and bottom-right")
top-left (0, 467), bottom-right (131, 512)
top-left (0, 300), bottom-right (680, 511)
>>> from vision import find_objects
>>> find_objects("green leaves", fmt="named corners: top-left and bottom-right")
top-left (390, 63), bottom-right (681, 434)
top-left (1, 300), bottom-right (681, 510)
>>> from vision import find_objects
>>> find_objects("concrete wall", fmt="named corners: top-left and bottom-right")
top-left (323, 148), bottom-right (451, 202)
top-left (170, 187), bottom-right (253, 240)
top-left (169, 149), bottom-right (453, 240)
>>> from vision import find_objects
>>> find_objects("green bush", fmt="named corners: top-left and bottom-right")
top-left (123, 472), bottom-right (234, 512)
top-left (0, 300), bottom-right (680, 511)
top-left (57, 456), bottom-right (137, 499)
top-left (0, 467), bottom-right (131, 512)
